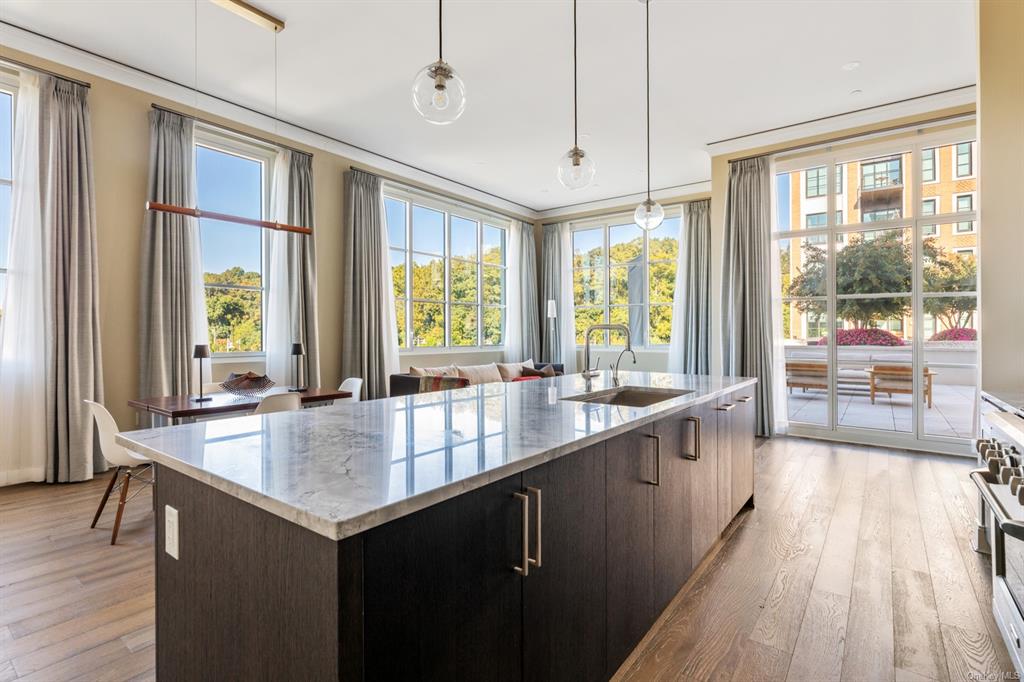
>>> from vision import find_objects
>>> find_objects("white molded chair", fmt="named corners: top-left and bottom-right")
top-left (337, 377), bottom-right (363, 403)
top-left (84, 400), bottom-right (153, 545)
top-left (254, 392), bottom-right (301, 415)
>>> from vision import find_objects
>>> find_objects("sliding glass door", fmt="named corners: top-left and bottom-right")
top-left (773, 126), bottom-right (979, 451)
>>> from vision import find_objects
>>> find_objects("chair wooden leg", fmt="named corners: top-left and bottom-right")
top-left (110, 469), bottom-right (132, 546)
top-left (91, 466), bottom-right (122, 529)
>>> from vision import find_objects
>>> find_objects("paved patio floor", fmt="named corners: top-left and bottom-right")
top-left (787, 383), bottom-right (987, 439)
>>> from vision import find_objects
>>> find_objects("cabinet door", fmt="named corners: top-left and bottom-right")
top-left (731, 392), bottom-right (756, 515)
top-left (652, 411), bottom-right (695, 614)
top-left (605, 425), bottom-right (656, 675)
top-left (362, 475), bottom-right (523, 681)
top-left (689, 400), bottom-right (720, 562)
top-left (716, 397), bottom-right (735, 533)
top-left (522, 443), bottom-right (607, 682)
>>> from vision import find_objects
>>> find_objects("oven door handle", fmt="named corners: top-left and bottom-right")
top-left (971, 468), bottom-right (1024, 541)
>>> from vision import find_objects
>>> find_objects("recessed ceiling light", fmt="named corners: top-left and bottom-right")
top-left (850, 89), bottom-right (863, 96)
top-left (841, 61), bottom-right (861, 72)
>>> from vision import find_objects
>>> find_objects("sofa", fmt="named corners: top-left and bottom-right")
top-left (390, 361), bottom-right (564, 397)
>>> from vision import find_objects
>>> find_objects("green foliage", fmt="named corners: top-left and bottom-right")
top-left (204, 267), bottom-right (262, 352)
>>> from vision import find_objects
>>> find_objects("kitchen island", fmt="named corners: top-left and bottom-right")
top-left (117, 371), bottom-right (758, 681)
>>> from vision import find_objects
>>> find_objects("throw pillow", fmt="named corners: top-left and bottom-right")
top-left (409, 365), bottom-right (456, 377)
top-left (418, 376), bottom-right (470, 393)
top-left (455, 363), bottom-right (503, 385)
top-left (522, 365), bottom-right (556, 379)
top-left (511, 376), bottom-right (542, 382)
top-left (495, 359), bottom-right (536, 381)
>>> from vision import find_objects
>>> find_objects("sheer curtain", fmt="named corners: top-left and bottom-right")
top-left (541, 222), bottom-right (576, 373)
top-left (266, 150), bottom-right (320, 389)
top-left (557, 223), bottom-right (577, 373)
top-left (504, 220), bottom-right (540, 363)
top-left (340, 169), bottom-right (399, 399)
top-left (668, 199), bottom-right (711, 374)
top-left (0, 74), bottom-right (46, 485)
top-left (722, 156), bottom-right (775, 437)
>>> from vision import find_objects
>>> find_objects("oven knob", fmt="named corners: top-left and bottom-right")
top-left (1017, 483), bottom-right (1024, 506)
top-left (986, 449), bottom-right (1007, 462)
top-left (1012, 476), bottom-right (1024, 496)
top-left (990, 457), bottom-right (1009, 475)
top-left (982, 444), bottom-right (1005, 459)
top-left (978, 438), bottom-right (997, 453)
top-left (1001, 466), bottom-right (1023, 484)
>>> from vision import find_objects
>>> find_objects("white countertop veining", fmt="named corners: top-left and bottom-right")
top-left (117, 371), bottom-right (757, 540)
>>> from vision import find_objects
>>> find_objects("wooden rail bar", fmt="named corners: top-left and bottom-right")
top-left (145, 201), bottom-right (313, 236)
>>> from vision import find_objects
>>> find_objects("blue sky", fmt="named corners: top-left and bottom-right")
top-left (196, 145), bottom-right (262, 276)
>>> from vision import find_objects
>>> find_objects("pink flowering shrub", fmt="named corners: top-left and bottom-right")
top-left (930, 327), bottom-right (977, 342)
top-left (818, 328), bottom-right (905, 346)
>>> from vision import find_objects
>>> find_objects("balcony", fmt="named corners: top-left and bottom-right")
top-left (857, 176), bottom-right (904, 215)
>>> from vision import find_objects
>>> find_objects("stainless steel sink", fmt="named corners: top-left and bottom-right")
top-left (560, 386), bottom-right (694, 408)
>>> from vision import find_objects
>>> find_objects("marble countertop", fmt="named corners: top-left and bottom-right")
top-left (117, 371), bottom-right (757, 541)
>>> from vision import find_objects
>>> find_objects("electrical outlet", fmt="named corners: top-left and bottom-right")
top-left (165, 505), bottom-right (180, 559)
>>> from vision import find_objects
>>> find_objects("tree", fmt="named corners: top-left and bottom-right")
top-left (923, 239), bottom-right (977, 330)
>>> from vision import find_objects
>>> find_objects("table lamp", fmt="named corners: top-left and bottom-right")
top-left (289, 342), bottom-right (307, 392)
top-left (192, 344), bottom-right (212, 403)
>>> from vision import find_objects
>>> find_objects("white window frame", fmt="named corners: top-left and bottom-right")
top-left (570, 206), bottom-right (683, 350)
top-left (193, 125), bottom-right (277, 358)
top-left (0, 73), bottom-right (17, 319)
top-left (954, 191), bottom-right (976, 233)
top-left (384, 183), bottom-right (510, 354)
top-left (805, 166), bottom-right (827, 198)
top-left (954, 140), bottom-right (975, 179)
top-left (921, 146), bottom-right (939, 184)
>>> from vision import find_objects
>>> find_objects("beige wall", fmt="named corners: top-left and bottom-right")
top-left (4, 46), bottom-right (533, 428)
top-left (978, 0), bottom-right (1024, 397)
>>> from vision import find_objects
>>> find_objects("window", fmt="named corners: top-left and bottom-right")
top-left (861, 156), bottom-right (902, 189)
top-left (0, 85), bottom-right (14, 324)
top-left (195, 129), bottom-right (273, 354)
top-left (805, 166), bottom-right (826, 198)
top-left (835, 164), bottom-right (844, 193)
top-left (385, 188), bottom-right (507, 349)
top-left (955, 193), bottom-right (975, 233)
top-left (921, 198), bottom-right (938, 236)
top-left (862, 208), bottom-right (901, 222)
top-left (571, 212), bottom-right (680, 347)
top-left (921, 148), bottom-right (937, 182)
top-left (805, 212), bottom-right (827, 229)
top-left (956, 142), bottom-right (973, 178)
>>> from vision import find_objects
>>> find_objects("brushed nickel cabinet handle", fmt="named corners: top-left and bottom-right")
top-left (684, 416), bottom-right (701, 461)
top-left (716, 403), bottom-right (736, 412)
top-left (646, 434), bottom-right (661, 486)
top-left (736, 396), bottom-right (753, 403)
top-left (526, 486), bottom-right (542, 568)
top-left (513, 492), bottom-right (529, 576)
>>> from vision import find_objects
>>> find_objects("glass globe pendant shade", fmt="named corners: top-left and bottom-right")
top-left (634, 197), bottom-right (665, 231)
top-left (556, 146), bottom-right (596, 190)
top-left (412, 60), bottom-right (466, 125)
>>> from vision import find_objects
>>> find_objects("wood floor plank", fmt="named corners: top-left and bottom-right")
top-left (889, 456), bottom-right (930, 574)
top-left (893, 567), bottom-right (950, 681)
top-left (729, 640), bottom-right (791, 682)
top-left (940, 623), bottom-right (1005, 682)
top-left (813, 451), bottom-right (868, 597)
top-left (786, 589), bottom-right (850, 682)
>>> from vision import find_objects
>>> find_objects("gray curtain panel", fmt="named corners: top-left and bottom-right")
top-left (682, 199), bottom-right (711, 374)
top-left (138, 110), bottom-right (203, 407)
top-left (38, 76), bottom-right (105, 482)
top-left (540, 223), bottom-right (561, 364)
top-left (518, 222), bottom-right (541, 362)
top-left (722, 156), bottom-right (775, 437)
top-left (341, 170), bottom-right (394, 400)
top-left (281, 152), bottom-right (321, 388)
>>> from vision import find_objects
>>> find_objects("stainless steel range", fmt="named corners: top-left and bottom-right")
top-left (972, 390), bottom-right (1024, 675)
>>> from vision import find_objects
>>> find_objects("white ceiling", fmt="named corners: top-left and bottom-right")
top-left (0, 0), bottom-right (976, 212)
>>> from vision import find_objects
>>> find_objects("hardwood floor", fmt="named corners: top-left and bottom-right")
top-left (0, 438), bottom-right (1013, 681)
top-left (614, 437), bottom-right (1015, 682)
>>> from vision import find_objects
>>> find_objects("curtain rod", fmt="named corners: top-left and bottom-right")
top-left (349, 166), bottom-right (526, 224)
top-left (728, 111), bottom-right (976, 164)
top-left (151, 103), bottom-right (310, 158)
top-left (0, 55), bottom-right (91, 88)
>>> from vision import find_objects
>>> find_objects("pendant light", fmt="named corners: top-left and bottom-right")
top-left (634, 0), bottom-right (664, 230)
top-left (412, 0), bottom-right (466, 125)
top-left (556, 0), bottom-right (596, 190)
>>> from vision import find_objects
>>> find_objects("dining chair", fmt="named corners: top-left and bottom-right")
top-left (254, 392), bottom-right (301, 415)
top-left (84, 400), bottom-right (153, 545)
top-left (337, 377), bottom-right (363, 403)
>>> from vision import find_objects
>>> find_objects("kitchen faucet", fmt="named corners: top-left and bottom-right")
top-left (583, 324), bottom-right (636, 385)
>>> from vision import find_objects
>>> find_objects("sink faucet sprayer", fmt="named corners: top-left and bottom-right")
top-left (583, 324), bottom-right (637, 387)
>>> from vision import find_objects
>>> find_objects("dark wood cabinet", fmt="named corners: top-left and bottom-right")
top-left (522, 443), bottom-right (607, 682)
top-left (605, 425), bottom-right (657, 675)
top-left (689, 400), bottom-right (721, 562)
top-left (362, 475), bottom-right (524, 681)
top-left (652, 410), bottom-right (696, 613)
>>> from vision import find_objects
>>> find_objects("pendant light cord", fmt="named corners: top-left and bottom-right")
top-left (438, 0), bottom-right (444, 62)
top-left (645, 0), bottom-right (651, 200)
top-left (573, 0), bottom-right (578, 148)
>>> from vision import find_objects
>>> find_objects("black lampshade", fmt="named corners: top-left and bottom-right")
top-left (193, 344), bottom-right (211, 359)
top-left (291, 343), bottom-right (305, 356)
